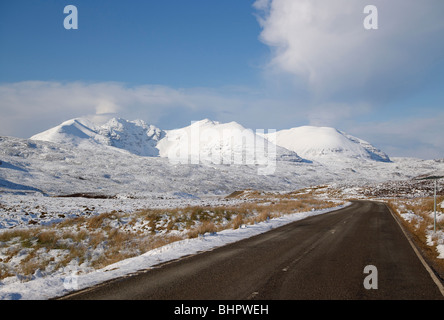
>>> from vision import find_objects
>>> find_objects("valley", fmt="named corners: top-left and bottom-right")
top-left (0, 117), bottom-right (443, 300)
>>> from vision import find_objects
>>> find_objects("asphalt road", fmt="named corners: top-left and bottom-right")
top-left (61, 201), bottom-right (444, 300)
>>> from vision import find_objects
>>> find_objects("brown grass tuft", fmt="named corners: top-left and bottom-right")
top-left (0, 187), bottom-right (344, 282)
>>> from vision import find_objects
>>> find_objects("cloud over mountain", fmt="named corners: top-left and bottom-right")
top-left (254, 0), bottom-right (444, 101)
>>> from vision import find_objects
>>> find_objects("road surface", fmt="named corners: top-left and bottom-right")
top-left (60, 201), bottom-right (444, 300)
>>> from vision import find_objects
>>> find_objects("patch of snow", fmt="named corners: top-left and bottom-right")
top-left (437, 244), bottom-right (444, 259)
top-left (0, 192), bottom-right (250, 230)
top-left (0, 202), bottom-right (351, 300)
top-left (400, 211), bottom-right (422, 224)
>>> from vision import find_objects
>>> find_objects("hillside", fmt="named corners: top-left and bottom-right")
top-left (268, 126), bottom-right (391, 163)
top-left (1, 118), bottom-right (442, 198)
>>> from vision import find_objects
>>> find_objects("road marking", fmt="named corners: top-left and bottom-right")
top-left (247, 291), bottom-right (259, 300)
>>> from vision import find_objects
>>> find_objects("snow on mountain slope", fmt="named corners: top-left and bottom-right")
top-left (31, 118), bottom-right (164, 157)
top-left (30, 118), bottom-right (98, 146)
top-left (96, 118), bottom-right (164, 157)
top-left (32, 117), bottom-right (302, 166)
top-left (157, 119), bottom-right (302, 165)
top-left (0, 135), bottom-right (318, 197)
top-left (7, 117), bottom-right (444, 198)
top-left (268, 126), bottom-right (391, 163)
top-left (1, 134), bottom-right (443, 198)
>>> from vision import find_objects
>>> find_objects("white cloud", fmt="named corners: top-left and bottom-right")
top-left (0, 1), bottom-right (441, 160)
top-left (0, 80), bottom-right (442, 159)
top-left (251, 0), bottom-right (444, 159)
top-left (0, 81), bottom-right (295, 138)
top-left (345, 114), bottom-right (444, 159)
top-left (306, 101), bottom-right (371, 127)
top-left (254, 0), bottom-right (444, 100)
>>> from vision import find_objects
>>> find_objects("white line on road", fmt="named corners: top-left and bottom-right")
top-left (385, 202), bottom-right (444, 297)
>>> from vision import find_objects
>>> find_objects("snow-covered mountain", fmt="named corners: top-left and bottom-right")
top-left (268, 126), bottom-right (391, 163)
top-left (31, 118), bottom-right (302, 164)
top-left (3, 117), bottom-right (442, 198)
top-left (28, 118), bottom-right (396, 167)
top-left (31, 118), bottom-right (164, 157)
top-left (157, 119), bottom-right (302, 165)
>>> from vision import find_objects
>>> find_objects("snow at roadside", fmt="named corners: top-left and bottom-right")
top-left (392, 200), bottom-right (444, 262)
top-left (437, 244), bottom-right (444, 259)
top-left (0, 202), bottom-right (350, 300)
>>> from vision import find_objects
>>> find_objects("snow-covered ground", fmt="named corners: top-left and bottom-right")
top-left (2, 132), bottom-right (443, 199)
top-left (2, 117), bottom-right (444, 198)
top-left (380, 189), bottom-right (444, 269)
top-left (0, 203), bottom-right (350, 300)
top-left (405, 207), bottom-right (444, 259)
top-left (1, 117), bottom-right (443, 300)
top-left (1, 132), bottom-right (442, 232)
top-left (0, 193), bottom-right (250, 230)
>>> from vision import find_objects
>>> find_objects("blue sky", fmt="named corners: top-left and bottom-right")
top-left (0, 0), bottom-right (266, 87)
top-left (1, 0), bottom-right (443, 159)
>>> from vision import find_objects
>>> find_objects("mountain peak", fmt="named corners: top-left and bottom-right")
top-left (190, 119), bottom-right (221, 127)
top-left (157, 118), bottom-right (302, 164)
top-left (30, 117), bottom-right (97, 145)
top-left (270, 125), bottom-right (391, 162)
top-left (30, 118), bottom-right (390, 164)
top-left (31, 117), bottom-right (163, 157)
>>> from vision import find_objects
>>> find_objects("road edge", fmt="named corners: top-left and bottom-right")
top-left (383, 201), bottom-right (444, 297)
top-left (54, 203), bottom-right (353, 300)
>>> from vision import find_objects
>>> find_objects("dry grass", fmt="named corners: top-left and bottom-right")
top-left (187, 221), bottom-right (218, 239)
top-left (0, 188), bottom-right (344, 282)
top-left (387, 196), bottom-right (444, 276)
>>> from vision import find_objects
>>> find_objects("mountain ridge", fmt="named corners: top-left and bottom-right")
top-left (268, 125), bottom-right (391, 163)
top-left (31, 117), bottom-right (303, 164)
top-left (29, 117), bottom-right (390, 163)
top-left (1, 120), bottom-right (443, 197)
